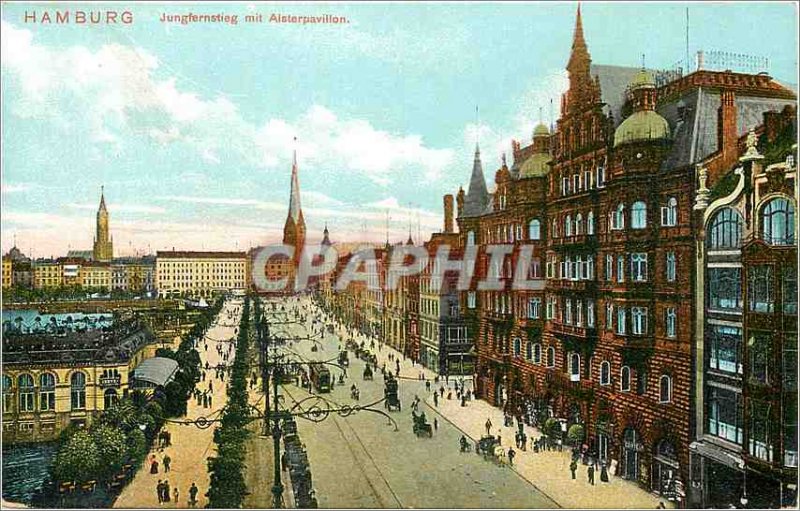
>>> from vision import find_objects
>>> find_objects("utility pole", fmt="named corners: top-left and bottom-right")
top-left (271, 360), bottom-right (285, 508)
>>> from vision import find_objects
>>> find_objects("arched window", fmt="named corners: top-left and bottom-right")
top-left (526, 342), bottom-right (533, 360)
top-left (529, 219), bottom-right (541, 240)
top-left (620, 366), bottom-right (631, 391)
top-left (570, 353), bottom-right (581, 381)
top-left (516, 224), bottom-right (523, 241)
top-left (552, 218), bottom-right (559, 238)
top-left (466, 231), bottom-right (475, 246)
top-left (508, 225), bottom-right (515, 242)
top-left (587, 211), bottom-right (595, 235)
top-left (104, 389), bottom-right (119, 410)
top-left (71, 372), bottom-right (86, 410)
top-left (513, 337), bottom-right (522, 357)
top-left (565, 215), bottom-right (572, 237)
top-left (659, 375), bottom-right (672, 403)
top-left (17, 374), bottom-right (34, 412)
top-left (533, 343), bottom-right (542, 364)
top-left (631, 201), bottom-right (647, 229)
top-left (575, 214), bottom-right (583, 235)
top-left (600, 361), bottom-right (611, 385)
top-left (39, 373), bottom-right (56, 411)
top-left (761, 198), bottom-right (795, 245)
top-left (547, 346), bottom-right (556, 368)
top-left (708, 208), bottom-right (743, 249)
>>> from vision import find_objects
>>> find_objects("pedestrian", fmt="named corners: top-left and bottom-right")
top-left (656, 502), bottom-right (665, 509)
top-left (570, 459), bottom-right (578, 479)
top-left (281, 452), bottom-right (289, 471)
top-left (208, 395), bottom-right (212, 407)
top-left (174, 486), bottom-right (179, 504)
top-left (600, 461), bottom-right (609, 482)
top-left (150, 459), bottom-right (159, 474)
top-left (425, 380), bottom-right (431, 392)
top-left (588, 464), bottom-right (595, 485)
top-left (163, 454), bottom-right (171, 472)
top-left (433, 393), bottom-right (439, 407)
top-left (485, 418), bottom-right (493, 436)
top-left (163, 480), bottom-right (171, 502)
top-left (434, 418), bottom-right (438, 431)
top-left (447, 391), bottom-right (452, 400)
top-left (157, 480), bottom-right (164, 504)
top-left (461, 395), bottom-right (467, 407)
top-left (507, 447), bottom-right (516, 466)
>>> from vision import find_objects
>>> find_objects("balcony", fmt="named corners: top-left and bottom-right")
top-left (549, 322), bottom-right (598, 341)
top-left (550, 234), bottom-right (598, 250)
top-left (548, 278), bottom-right (597, 293)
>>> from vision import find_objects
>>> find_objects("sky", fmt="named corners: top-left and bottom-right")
top-left (1, 1), bottom-right (797, 258)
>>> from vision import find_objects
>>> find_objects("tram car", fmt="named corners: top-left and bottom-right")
top-left (384, 377), bottom-right (401, 411)
top-left (309, 363), bottom-right (331, 393)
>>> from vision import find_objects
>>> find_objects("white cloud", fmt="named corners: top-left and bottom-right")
top-left (1, 183), bottom-right (31, 194)
top-left (156, 195), bottom-right (285, 210)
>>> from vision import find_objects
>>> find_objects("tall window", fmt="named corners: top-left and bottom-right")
top-left (600, 361), bottom-right (611, 385)
top-left (708, 325), bottom-right (743, 374)
top-left (659, 375), bottom-right (672, 403)
top-left (606, 302), bottom-right (614, 331)
top-left (620, 366), bottom-right (631, 391)
top-left (631, 201), bottom-right (647, 229)
top-left (587, 211), bottom-right (595, 235)
top-left (605, 254), bottom-right (613, 281)
top-left (467, 291), bottom-right (476, 309)
top-left (587, 301), bottom-right (595, 328)
top-left (761, 198), bottom-right (795, 245)
top-left (513, 337), bottom-right (522, 357)
top-left (71, 372), bottom-right (86, 410)
top-left (612, 204), bottom-right (625, 230)
top-left (748, 265), bottom-right (774, 313)
top-left (40, 373), bottom-right (56, 411)
top-left (661, 197), bottom-right (678, 226)
top-left (749, 332), bottom-right (771, 384)
top-left (631, 253), bottom-right (648, 282)
top-left (565, 215), bottom-right (572, 237)
top-left (528, 298), bottom-right (541, 319)
top-left (785, 265), bottom-right (798, 314)
top-left (104, 389), bottom-right (119, 410)
top-left (547, 346), bottom-right (556, 367)
top-left (616, 307), bottom-right (627, 335)
top-left (2, 375), bottom-right (11, 413)
top-left (528, 219), bottom-right (541, 240)
top-left (533, 343), bottom-right (542, 364)
top-left (570, 353), bottom-right (581, 381)
top-left (632, 307), bottom-right (648, 335)
top-left (708, 208), bottom-right (743, 249)
top-left (551, 218), bottom-right (559, 238)
top-left (596, 166), bottom-right (606, 188)
top-left (708, 267), bottom-right (743, 310)
top-left (617, 255), bottom-right (625, 282)
top-left (708, 386), bottom-right (743, 444)
top-left (467, 231), bottom-right (475, 246)
top-left (565, 298), bottom-right (573, 325)
top-left (575, 214), bottom-right (583, 235)
top-left (18, 374), bottom-right (34, 412)
top-left (666, 252), bottom-right (676, 282)
top-left (749, 399), bottom-right (773, 461)
top-left (666, 308), bottom-right (677, 338)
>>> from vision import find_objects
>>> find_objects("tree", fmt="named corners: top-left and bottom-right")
top-left (543, 418), bottom-right (561, 438)
top-left (567, 424), bottom-right (585, 445)
top-left (93, 425), bottom-right (128, 479)
top-left (126, 429), bottom-right (148, 467)
top-left (53, 430), bottom-right (101, 483)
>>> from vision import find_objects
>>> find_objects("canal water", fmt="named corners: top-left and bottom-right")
top-left (2, 443), bottom-right (57, 505)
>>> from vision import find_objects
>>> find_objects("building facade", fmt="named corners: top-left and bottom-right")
top-left (156, 251), bottom-right (247, 298)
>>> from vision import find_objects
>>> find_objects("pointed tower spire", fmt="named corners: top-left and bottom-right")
top-left (99, 185), bottom-right (107, 211)
top-left (283, 138), bottom-right (306, 254)
top-left (463, 140), bottom-right (489, 217)
top-left (288, 139), bottom-right (302, 222)
top-left (567, 3), bottom-right (591, 72)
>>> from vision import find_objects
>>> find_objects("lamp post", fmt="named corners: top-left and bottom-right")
top-left (271, 363), bottom-right (284, 509)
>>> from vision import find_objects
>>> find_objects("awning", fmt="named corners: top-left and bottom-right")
top-left (133, 357), bottom-right (180, 387)
top-left (690, 440), bottom-right (744, 470)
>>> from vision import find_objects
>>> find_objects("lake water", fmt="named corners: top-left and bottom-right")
top-left (1, 442), bottom-right (57, 505)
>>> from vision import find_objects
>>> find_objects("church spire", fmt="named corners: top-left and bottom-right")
top-left (567, 3), bottom-right (591, 74)
top-left (288, 145), bottom-right (302, 223)
top-left (99, 185), bottom-right (107, 211)
top-left (283, 140), bottom-right (306, 253)
top-left (462, 142), bottom-right (489, 217)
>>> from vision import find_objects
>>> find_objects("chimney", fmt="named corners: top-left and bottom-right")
top-left (443, 194), bottom-right (454, 234)
top-left (718, 89), bottom-right (738, 162)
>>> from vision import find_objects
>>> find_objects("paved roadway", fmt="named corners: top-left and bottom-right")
top-left (262, 296), bottom-right (557, 509)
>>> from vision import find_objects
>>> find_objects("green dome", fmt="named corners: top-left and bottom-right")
top-left (519, 152), bottom-right (552, 178)
top-left (533, 123), bottom-right (550, 137)
top-left (613, 110), bottom-right (670, 147)
top-left (630, 68), bottom-right (656, 90)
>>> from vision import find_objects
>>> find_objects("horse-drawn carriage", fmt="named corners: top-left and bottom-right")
top-left (384, 377), bottom-right (401, 411)
top-left (476, 435), bottom-right (505, 464)
top-left (363, 364), bottom-right (373, 380)
top-left (412, 412), bottom-right (433, 438)
top-left (338, 350), bottom-right (349, 367)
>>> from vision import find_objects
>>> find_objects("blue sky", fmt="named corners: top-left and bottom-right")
top-left (2, 1), bottom-right (797, 257)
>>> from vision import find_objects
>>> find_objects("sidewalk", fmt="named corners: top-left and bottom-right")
top-left (425, 395), bottom-right (674, 510)
top-left (113, 299), bottom-right (241, 509)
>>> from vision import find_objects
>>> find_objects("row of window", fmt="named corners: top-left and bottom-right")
top-left (707, 198), bottom-right (795, 249)
top-left (2, 372), bottom-right (92, 412)
top-left (707, 265), bottom-right (797, 314)
top-left (508, 343), bottom-right (674, 402)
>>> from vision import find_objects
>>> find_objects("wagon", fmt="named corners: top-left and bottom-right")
top-left (384, 377), bottom-right (401, 411)
top-left (363, 365), bottom-right (374, 380)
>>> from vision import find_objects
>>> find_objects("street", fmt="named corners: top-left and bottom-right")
top-left (262, 295), bottom-right (557, 509)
